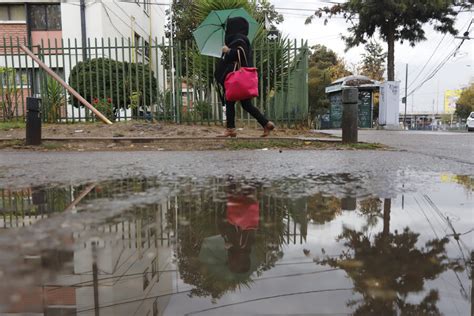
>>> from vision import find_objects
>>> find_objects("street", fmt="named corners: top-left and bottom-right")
top-left (323, 129), bottom-right (474, 165)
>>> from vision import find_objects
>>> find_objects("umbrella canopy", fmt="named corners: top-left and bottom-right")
top-left (193, 8), bottom-right (259, 58)
top-left (198, 234), bottom-right (259, 283)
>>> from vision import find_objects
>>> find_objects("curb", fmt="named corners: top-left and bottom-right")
top-left (0, 137), bottom-right (342, 143)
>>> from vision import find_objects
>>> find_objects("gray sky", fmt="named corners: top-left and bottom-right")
top-left (271, 0), bottom-right (474, 114)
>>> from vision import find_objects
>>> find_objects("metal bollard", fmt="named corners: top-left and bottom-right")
top-left (26, 97), bottom-right (42, 145)
top-left (342, 88), bottom-right (358, 144)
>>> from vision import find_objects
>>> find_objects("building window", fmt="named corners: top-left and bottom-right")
top-left (28, 4), bottom-right (61, 31)
top-left (144, 40), bottom-right (150, 61)
top-left (0, 4), bottom-right (26, 21)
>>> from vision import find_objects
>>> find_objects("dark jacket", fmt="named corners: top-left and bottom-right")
top-left (214, 17), bottom-right (253, 86)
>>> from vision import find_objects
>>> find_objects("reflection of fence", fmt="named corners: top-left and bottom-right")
top-left (1, 37), bottom-right (308, 126)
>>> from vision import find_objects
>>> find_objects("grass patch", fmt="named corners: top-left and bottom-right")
top-left (0, 140), bottom-right (23, 149)
top-left (0, 121), bottom-right (25, 131)
top-left (41, 142), bottom-right (64, 150)
top-left (341, 142), bottom-right (384, 150)
top-left (224, 139), bottom-right (327, 150)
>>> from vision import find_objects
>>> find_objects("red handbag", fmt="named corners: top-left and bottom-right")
top-left (224, 48), bottom-right (259, 102)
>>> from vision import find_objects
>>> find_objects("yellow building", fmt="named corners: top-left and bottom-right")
top-left (444, 89), bottom-right (463, 114)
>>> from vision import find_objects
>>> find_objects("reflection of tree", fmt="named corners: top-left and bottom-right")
top-left (453, 175), bottom-right (474, 193)
top-left (358, 198), bottom-right (382, 228)
top-left (318, 199), bottom-right (462, 315)
top-left (306, 193), bottom-right (341, 225)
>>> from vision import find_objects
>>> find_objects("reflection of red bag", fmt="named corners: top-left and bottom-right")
top-left (226, 196), bottom-right (259, 230)
top-left (224, 48), bottom-right (259, 102)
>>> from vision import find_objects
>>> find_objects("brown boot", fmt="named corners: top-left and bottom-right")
top-left (261, 121), bottom-right (275, 137)
top-left (217, 128), bottom-right (237, 138)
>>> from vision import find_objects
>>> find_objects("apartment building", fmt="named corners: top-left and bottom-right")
top-left (0, 0), bottom-right (166, 119)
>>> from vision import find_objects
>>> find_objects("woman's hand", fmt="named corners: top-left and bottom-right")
top-left (222, 45), bottom-right (230, 54)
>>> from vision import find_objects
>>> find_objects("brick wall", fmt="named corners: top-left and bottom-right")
top-left (0, 23), bottom-right (28, 54)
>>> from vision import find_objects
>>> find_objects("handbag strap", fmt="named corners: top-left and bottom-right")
top-left (233, 46), bottom-right (249, 72)
top-left (237, 46), bottom-right (249, 67)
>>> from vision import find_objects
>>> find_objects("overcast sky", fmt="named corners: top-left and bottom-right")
top-left (271, 0), bottom-right (474, 114)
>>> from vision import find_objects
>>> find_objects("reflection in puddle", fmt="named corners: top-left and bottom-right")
top-left (0, 175), bottom-right (472, 315)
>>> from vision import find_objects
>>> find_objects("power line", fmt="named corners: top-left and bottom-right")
top-left (407, 9), bottom-right (472, 91)
top-left (407, 18), bottom-right (473, 97)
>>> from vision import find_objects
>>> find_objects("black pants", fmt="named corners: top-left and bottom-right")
top-left (226, 99), bottom-right (268, 129)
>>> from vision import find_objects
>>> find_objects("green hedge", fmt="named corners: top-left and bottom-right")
top-left (68, 58), bottom-right (158, 112)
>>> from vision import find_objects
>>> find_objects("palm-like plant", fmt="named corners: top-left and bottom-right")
top-left (43, 78), bottom-right (65, 123)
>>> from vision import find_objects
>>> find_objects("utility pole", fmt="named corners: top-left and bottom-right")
top-left (403, 64), bottom-right (408, 129)
top-left (80, 0), bottom-right (87, 60)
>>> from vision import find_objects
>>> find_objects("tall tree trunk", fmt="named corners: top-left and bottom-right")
top-left (387, 27), bottom-right (395, 81)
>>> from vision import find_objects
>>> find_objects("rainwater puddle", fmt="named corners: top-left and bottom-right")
top-left (0, 174), bottom-right (472, 315)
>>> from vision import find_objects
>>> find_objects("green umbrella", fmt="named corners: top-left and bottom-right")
top-left (193, 8), bottom-right (259, 58)
top-left (198, 234), bottom-right (259, 283)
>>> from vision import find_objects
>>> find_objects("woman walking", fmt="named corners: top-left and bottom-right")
top-left (215, 17), bottom-right (275, 137)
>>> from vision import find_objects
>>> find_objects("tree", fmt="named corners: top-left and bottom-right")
top-left (308, 45), bottom-right (351, 125)
top-left (305, 0), bottom-right (467, 81)
top-left (166, 0), bottom-right (283, 44)
top-left (359, 41), bottom-right (386, 82)
top-left (316, 199), bottom-right (464, 315)
top-left (455, 84), bottom-right (474, 119)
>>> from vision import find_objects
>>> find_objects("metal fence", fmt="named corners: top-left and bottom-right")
top-left (0, 37), bottom-right (308, 127)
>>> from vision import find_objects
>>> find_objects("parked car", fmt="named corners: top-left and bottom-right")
top-left (467, 112), bottom-right (474, 132)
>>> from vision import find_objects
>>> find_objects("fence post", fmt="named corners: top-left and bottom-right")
top-left (342, 87), bottom-right (358, 144)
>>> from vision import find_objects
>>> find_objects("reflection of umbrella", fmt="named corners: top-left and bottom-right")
top-left (193, 8), bottom-right (259, 57)
top-left (198, 234), bottom-right (259, 282)
top-left (227, 196), bottom-right (259, 230)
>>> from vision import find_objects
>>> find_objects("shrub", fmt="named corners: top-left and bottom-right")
top-left (194, 100), bottom-right (212, 120)
top-left (68, 58), bottom-right (158, 115)
top-left (92, 97), bottom-right (115, 122)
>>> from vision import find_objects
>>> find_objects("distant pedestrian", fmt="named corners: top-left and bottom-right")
top-left (215, 17), bottom-right (275, 137)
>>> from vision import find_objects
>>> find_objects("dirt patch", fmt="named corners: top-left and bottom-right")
top-left (0, 138), bottom-right (387, 152)
top-left (0, 121), bottom-right (330, 139)
top-left (0, 121), bottom-right (388, 152)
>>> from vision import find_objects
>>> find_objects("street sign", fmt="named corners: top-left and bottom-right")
top-left (267, 30), bottom-right (279, 41)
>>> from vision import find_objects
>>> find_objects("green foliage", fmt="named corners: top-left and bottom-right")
top-left (359, 41), bottom-right (386, 82)
top-left (455, 84), bottom-right (474, 119)
top-left (128, 91), bottom-right (141, 111)
top-left (92, 97), bottom-right (115, 122)
top-left (166, 0), bottom-right (283, 43)
top-left (194, 100), bottom-right (212, 119)
top-left (0, 121), bottom-right (25, 130)
top-left (43, 78), bottom-right (65, 123)
top-left (0, 67), bottom-right (24, 121)
top-left (307, 45), bottom-right (350, 125)
top-left (307, 0), bottom-right (466, 80)
top-left (68, 58), bottom-right (158, 113)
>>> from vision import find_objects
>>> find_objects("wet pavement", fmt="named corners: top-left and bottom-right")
top-left (322, 129), bottom-right (474, 165)
top-left (0, 169), bottom-right (472, 315)
top-left (1, 131), bottom-right (473, 316)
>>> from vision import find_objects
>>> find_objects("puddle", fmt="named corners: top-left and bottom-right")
top-left (0, 174), bottom-right (472, 315)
